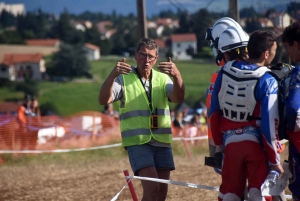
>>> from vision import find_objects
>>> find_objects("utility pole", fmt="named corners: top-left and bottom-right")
top-left (136, 0), bottom-right (148, 39)
top-left (229, 0), bottom-right (239, 22)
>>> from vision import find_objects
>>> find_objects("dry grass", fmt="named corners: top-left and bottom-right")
top-left (0, 141), bottom-right (292, 201)
top-left (0, 154), bottom-right (220, 201)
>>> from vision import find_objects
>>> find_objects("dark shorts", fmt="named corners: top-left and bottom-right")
top-left (127, 143), bottom-right (175, 176)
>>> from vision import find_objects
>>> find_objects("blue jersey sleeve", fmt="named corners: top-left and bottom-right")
top-left (209, 70), bottom-right (222, 117)
top-left (286, 65), bottom-right (300, 132)
top-left (255, 73), bottom-right (280, 165)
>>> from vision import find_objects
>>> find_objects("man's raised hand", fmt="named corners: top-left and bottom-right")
top-left (113, 57), bottom-right (132, 76)
top-left (157, 57), bottom-right (179, 78)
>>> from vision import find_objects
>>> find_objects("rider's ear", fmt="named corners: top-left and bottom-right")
top-left (293, 41), bottom-right (300, 50)
top-left (263, 50), bottom-right (269, 59)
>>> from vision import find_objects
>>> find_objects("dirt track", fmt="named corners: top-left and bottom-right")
top-left (0, 144), bottom-right (291, 201)
top-left (0, 155), bottom-right (220, 201)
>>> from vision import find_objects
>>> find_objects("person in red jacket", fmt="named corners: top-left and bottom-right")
top-left (17, 98), bottom-right (32, 150)
top-left (204, 17), bottom-right (244, 158)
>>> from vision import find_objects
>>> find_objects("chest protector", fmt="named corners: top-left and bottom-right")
top-left (218, 61), bottom-right (270, 122)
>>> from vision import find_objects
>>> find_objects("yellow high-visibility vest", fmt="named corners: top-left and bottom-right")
top-left (120, 69), bottom-right (172, 147)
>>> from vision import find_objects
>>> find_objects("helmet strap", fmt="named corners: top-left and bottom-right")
top-left (216, 52), bottom-right (224, 66)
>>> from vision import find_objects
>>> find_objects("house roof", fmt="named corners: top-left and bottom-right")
top-left (2, 53), bottom-right (43, 65)
top-left (84, 43), bottom-right (100, 50)
top-left (170, 33), bottom-right (197, 42)
top-left (157, 18), bottom-right (173, 25)
top-left (25, 39), bottom-right (60, 46)
top-left (96, 21), bottom-right (113, 33)
top-left (154, 39), bottom-right (165, 48)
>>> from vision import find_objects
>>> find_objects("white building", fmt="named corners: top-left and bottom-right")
top-left (0, 2), bottom-right (25, 16)
top-left (74, 23), bottom-right (86, 32)
top-left (73, 20), bottom-right (93, 32)
top-left (170, 33), bottom-right (197, 60)
top-left (0, 53), bottom-right (45, 81)
top-left (84, 43), bottom-right (100, 61)
top-left (269, 12), bottom-right (292, 28)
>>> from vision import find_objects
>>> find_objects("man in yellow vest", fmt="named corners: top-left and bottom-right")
top-left (99, 38), bottom-right (185, 201)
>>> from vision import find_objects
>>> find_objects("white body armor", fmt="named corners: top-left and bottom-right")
top-left (218, 61), bottom-right (271, 122)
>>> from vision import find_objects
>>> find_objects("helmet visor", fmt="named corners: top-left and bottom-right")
top-left (205, 28), bottom-right (213, 41)
top-left (212, 47), bottom-right (218, 57)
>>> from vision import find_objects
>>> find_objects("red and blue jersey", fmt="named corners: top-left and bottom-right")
top-left (286, 64), bottom-right (300, 152)
top-left (209, 60), bottom-right (280, 165)
top-left (206, 71), bottom-right (219, 140)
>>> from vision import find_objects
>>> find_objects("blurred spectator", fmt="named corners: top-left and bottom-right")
top-left (201, 109), bottom-right (208, 124)
top-left (16, 98), bottom-right (32, 150)
top-left (199, 112), bottom-right (206, 124)
top-left (30, 97), bottom-right (40, 117)
top-left (187, 110), bottom-right (208, 143)
top-left (172, 110), bottom-right (185, 136)
top-left (173, 110), bottom-right (185, 128)
top-left (16, 96), bottom-right (40, 150)
top-left (199, 110), bottom-right (208, 135)
top-left (17, 98), bottom-right (31, 124)
top-left (170, 109), bottom-right (175, 121)
top-left (187, 114), bottom-right (200, 144)
top-left (190, 113), bottom-right (201, 127)
top-left (188, 109), bottom-right (207, 125)
top-left (103, 103), bottom-right (119, 120)
top-left (27, 97), bottom-right (41, 150)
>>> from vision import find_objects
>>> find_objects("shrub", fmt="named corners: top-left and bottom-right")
top-left (0, 78), bottom-right (15, 87)
top-left (14, 78), bottom-right (39, 98)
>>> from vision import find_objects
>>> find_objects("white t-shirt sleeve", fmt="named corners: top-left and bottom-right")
top-left (111, 75), bottom-right (124, 102)
top-left (166, 77), bottom-right (173, 98)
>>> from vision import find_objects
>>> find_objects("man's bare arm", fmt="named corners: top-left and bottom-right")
top-left (98, 58), bottom-right (132, 105)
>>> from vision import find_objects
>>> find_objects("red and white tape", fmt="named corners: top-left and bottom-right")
top-left (0, 136), bottom-right (208, 154)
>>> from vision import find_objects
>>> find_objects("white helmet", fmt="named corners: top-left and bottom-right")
top-left (205, 17), bottom-right (242, 56)
top-left (217, 26), bottom-right (249, 53)
top-left (205, 17), bottom-right (242, 42)
top-left (211, 17), bottom-right (242, 41)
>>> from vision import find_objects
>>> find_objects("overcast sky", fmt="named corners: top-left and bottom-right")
top-left (3, 0), bottom-right (290, 16)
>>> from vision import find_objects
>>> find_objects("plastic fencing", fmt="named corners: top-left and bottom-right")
top-left (0, 112), bottom-right (208, 153)
top-left (0, 111), bottom-right (121, 152)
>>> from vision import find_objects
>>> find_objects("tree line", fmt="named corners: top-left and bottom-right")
top-left (0, 2), bottom-right (299, 55)
top-left (0, 2), bottom-right (299, 81)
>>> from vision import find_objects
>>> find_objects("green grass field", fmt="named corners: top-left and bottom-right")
top-left (0, 57), bottom-right (219, 116)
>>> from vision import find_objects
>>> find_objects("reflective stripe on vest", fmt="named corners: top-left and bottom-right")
top-left (122, 128), bottom-right (173, 138)
top-left (120, 109), bottom-right (170, 120)
top-left (120, 69), bottom-right (172, 147)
